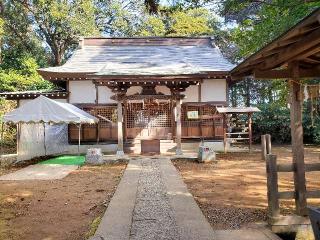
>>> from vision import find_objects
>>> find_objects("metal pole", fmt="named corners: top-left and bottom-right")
top-left (43, 123), bottom-right (47, 156)
top-left (78, 124), bottom-right (81, 155)
top-left (17, 123), bottom-right (20, 155)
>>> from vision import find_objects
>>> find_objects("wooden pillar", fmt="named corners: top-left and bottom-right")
top-left (176, 98), bottom-right (182, 155)
top-left (266, 154), bottom-right (280, 221)
top-left (266, 134), bottom-right (272, 155)
top-left (248, 113), bottom-right (252, 153)
top-left (123, 100), bottom-right (127, 142)
top-left (171, 99), bottom-right (175, 139)
top-left (223, 114), bottom-right (227, 153)
top-left (261, 135), bottom-right (267, 160)
top-left (289, 62), bottom-right (307, 216)
top-left (116, 100), bottom-right (124, 156)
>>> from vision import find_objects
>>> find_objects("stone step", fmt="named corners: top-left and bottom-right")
top-left (124, 141), bottom-right (177, 154)
top-left (125, 139), bottom-right (175, 145)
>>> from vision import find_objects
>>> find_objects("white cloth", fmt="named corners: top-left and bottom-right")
top-left (3, 95), bottom-right (98, 124)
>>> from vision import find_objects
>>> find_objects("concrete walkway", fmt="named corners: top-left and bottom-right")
top-left (91, 157), bottom-right (281, 240)
top-left (0, 164), bottom-right (78, 180)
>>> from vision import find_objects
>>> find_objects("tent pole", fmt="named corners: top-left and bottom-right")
top-left (78, 124), bottom-right (81, 155)
top-left (43, 122), bottom-right (47, 156)
top-left (16, 123), bottom-right (20, 155)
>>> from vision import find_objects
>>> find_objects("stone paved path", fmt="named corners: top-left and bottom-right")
top-left (91, 157), bottom-right (281, 240)
top-left (130, 158), bottom-right (179, 240)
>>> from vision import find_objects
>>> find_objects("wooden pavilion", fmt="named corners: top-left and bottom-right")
top-left (231, 8), bottom-right (320, 217)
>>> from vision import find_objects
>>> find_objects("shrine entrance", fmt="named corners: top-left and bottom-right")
top-left (125, 99), bottom-right (174, 140)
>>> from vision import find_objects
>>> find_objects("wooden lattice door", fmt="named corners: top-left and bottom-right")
top-left (181, 104), bottom-right (224, 139)
top-left (126, 101), bottom-right (173, 140)
top-left (68, 105), bottom-right (117, 143)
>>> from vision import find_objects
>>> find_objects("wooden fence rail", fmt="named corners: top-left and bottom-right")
top-left (266, 154), bottom-right (320, 221)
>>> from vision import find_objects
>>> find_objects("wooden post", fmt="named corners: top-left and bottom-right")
top-left (96, 122), bottom-right (100, 144)
top-left (223, 114), bottom-right (228, 153)
top-left (266, 154), bottom-right (280, 221)
top-left (123, 100), bottom-right (127, 142)
top-left (289, 62), bottom-right (307, 216)
top-left (116, 100), bottom-right (124, 156)
top-left (176, 98), bottom-right (182, 155)
top-left (171, 99), bottom-right (175, 139)
top-left (248, 113), bottom-right (252, 153)
top-left (261, 135), bottom-right (267, 160)
top-left (266, 134), bottom-right (272, 154)
top-left (198, 83), bottom-right (201, 102)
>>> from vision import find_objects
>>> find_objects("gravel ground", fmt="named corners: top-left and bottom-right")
top-left (173, 145), bottom-right (320, 230)
top-left (130, 158), bottom-right (180, 240)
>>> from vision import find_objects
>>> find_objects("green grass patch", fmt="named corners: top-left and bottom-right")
top-left (38, 155), bottom-right (85, 166)
top-left (85, 216), bottom-right (102, 239)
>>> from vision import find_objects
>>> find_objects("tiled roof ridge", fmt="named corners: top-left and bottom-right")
top-left (80, 36), bottom-right (214, 47)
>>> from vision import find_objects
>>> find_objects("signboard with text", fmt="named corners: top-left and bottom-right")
top-left (187, 111), bottom-right (199, 119)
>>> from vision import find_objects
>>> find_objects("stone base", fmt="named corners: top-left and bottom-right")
top-left (198, 145), bottom-right (216, 163)
top-left (116, 150), bottom-right (125, 157)
top-left (175, 148), bottom-right (183, 156)
top-left (85, 148), bottom-right (104, 165)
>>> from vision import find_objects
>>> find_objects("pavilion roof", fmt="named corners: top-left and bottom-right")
top-left (217, 107), bottom-right (260, 114)
top-left (38, 37), bottom-right (234, 80)
top-left (0, 89), bottom-right (69, 100)
top-left (231, 8), bottom-right (320, 81)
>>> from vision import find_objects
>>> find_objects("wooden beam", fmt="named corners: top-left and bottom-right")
top-left (295, 44), bottom-right (320, 60)
top-left (307, 190), bottom-right (320, 198)
top-left (254, 69), bottom-right (290, 79)
top-left (253, 66), bottom-right (320, 79)
top-left (260, 28), bottom-right (320, 70)
top-left (289, 61), bottom-right (307, 216)
top-left (231, 9), bottom-right (320, 77)
top-left (302, 57), bottom-right (320, 64)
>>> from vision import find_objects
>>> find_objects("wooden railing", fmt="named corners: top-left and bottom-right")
top-left (266, 153), bottom-right (320, 221)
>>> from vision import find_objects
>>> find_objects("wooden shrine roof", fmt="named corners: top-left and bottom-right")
top-left (38, 37), bottom-right (234, 80)
top-left (231, 8), bottom-right (320, 81)
top-left (217, 107), bottom-right (261, 114)
top-left (0, 90), bottom-right (69, 100)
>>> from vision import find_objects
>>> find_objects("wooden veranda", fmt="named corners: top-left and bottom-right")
top-left (231, 8), bottom-right (320, 217)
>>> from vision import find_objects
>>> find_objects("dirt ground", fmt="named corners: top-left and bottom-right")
top-left (173, 145), bottom-right (320, 230)
top-left (0, 162), bottom-right (127, 240)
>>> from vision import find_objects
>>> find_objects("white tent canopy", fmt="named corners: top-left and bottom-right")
top-left (3, 95), bottom-right (98, 124)
top-left (2, 96), bottom-right (98, 158)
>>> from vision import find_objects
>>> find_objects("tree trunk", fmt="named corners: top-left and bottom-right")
top-left (53, 49), bottom-right (63, 66)
top-left (0, 1), bottom-right (4, 64)
top-left (245, 78), bottom-right (251, 107)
